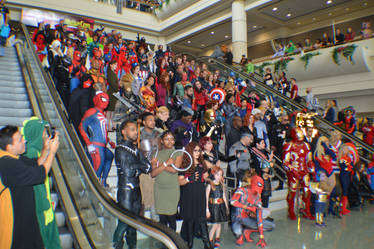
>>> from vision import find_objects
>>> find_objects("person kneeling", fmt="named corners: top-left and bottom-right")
top-left (230, 171), bottom-right (275, 248)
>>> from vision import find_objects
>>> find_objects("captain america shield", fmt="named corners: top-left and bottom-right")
top-left (210, 88), bottom-right (226, 105)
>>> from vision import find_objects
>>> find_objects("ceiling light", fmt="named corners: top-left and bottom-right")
top-left (253, 25), bottom-right (257, 28)
top-left (187, 40), bottom-right (191, 44)
top-left (297, 22), bottom-right (301, 25)
top-left (313, 17), bottom-right (316, 21)
top-left (363, 2), bottom-right (367, 6)
top-left (225, 35), bottom-right (229, 39)
top-left (286, 13), bottom-right (291, 17)
top-left (201, 44), bottom-right (205, 47)
top-left (210, 31), bottom-right (215, 35)
top-left (272, 7), bottom-right (278, 11)
top-left (326, 0), bottom-right (332, 4)
top-left (328, 12), bottom-right (332, 16)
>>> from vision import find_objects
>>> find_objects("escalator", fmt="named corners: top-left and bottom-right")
top-left (192, 56), bottom-right (374, 163)
top-left (15, 23), bottom-right (187, 249)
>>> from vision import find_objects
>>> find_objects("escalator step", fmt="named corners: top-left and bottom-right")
top-left (0, 116), bottom-right (31, 127)
top-left (0, 86), bottom-right (27, 94)
top-left (0, 100), bottom-right (29, 109)
top-left (0, 107), bottom-right (33, 117)
top-left (59, 227), bottom-right (73, 249)
top-left (0, 93), bottom-right (29, 101)
top-left (0, 80), bottom-right (24, 87)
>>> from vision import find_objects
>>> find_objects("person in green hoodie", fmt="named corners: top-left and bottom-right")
top-left (22, 117), bottom-right (61, 249)
top-left (285, 40), bottom-right (296, 54)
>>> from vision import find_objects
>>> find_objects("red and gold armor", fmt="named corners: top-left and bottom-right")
top-left (282, 127), bottom-right (315, 220)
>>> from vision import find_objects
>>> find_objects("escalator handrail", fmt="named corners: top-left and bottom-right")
top-left (21, 24), bottom-right (187, 249)
top-left (195, 56), bottom-right (374, 155)
top-left (15, 42), bottom-right (89, 249)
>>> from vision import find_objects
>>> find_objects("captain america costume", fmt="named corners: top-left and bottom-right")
top-left (79, 91), bottom-right (114, 187)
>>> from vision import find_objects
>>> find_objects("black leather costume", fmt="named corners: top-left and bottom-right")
top-left (113, 139), bottom-right (152, 249)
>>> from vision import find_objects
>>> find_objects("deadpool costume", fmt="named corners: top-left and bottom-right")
top-left (282, 127), bottom-right (315, 220)
top-left (231, 174), bottom-right (275, 248)
top-left (112, 138), bottom-right (152, 249)
top-left (79, 91), bottom-right (114, 186)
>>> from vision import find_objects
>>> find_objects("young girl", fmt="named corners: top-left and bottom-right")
top-left (206, 166), bottom-right (228, 249)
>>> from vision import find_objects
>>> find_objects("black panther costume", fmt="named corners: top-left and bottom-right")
top-left (113, 139), bottom-right (152, 249)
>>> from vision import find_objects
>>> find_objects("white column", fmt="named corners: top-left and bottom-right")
top-left (232, 0), bottom-right (247, 63)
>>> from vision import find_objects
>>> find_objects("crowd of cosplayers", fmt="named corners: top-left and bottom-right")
top-left (28, 19), bottom-right (374, 249)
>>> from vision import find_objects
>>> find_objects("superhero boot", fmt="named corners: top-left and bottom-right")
top-left (287, 191), bottom-right (297, 220)
top-left (235, 235), bottom-right (244, 246)
top-left (314, 192), bottom-right (328, 226)
top-left (301, 191), bottom-right (315, 220)
top-left (340, 196), bottom-right (351, 215)
top-left (243, 229), bottom-right (256, 243)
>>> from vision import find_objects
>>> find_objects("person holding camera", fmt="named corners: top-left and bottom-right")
top-left (0, 125), bottom-right (59, 249)
top-left (228, 133), bottom-right (254, 187)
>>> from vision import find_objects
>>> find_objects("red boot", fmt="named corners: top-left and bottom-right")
top-left (243, 229), bottom-right (256, 243)
top-left (302, 191), bottom-right (315, 220)
top-left (287, 191), bottom-right (297, 220)
top-left (340, 196), bottom-right (351, 215)
top-left (236, 235), bottom-right (244, 245)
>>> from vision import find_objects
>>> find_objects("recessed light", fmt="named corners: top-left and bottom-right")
top-left (201, 44), bottom-right (205, 47)
top-left (326, 0), bottom-right (332, 4)
top-left (313, 17), bottom-right (316, 21)
top-left (187, 40), bottom-right (191, 44)
top-left (210, 31), bottom-right (215, 35)
top-left (272, 7), bottom-right (278, 11)
top-left (363, 2), bottom-right (367, 6)
top-left (328, 12), bottom-right (332, 16)
top-left (253, 25), bottom-right (257, 28)
top-left (297, 22), bottom-right (301, 25)
top-left (225, 35), bottom-right (229, 39)
top-left (345, 7), bottom-right (350, 11)
top-left (286, 13), bottom-right (291, 17)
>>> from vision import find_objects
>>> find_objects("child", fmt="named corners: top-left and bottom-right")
top-left (206, 166), bottom-right (229, 249)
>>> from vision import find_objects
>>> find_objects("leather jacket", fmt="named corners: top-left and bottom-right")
top-left (115, 139), bottom-right (152, 190)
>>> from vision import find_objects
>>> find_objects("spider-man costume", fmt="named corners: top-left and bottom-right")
top-left (69, 50), bottom-right (86, 93)
top-left (282, 127), bottom-right (315, 220)
top-left (231, 175), bottom-right (275, 248)
top-left (34, 33), bottom-right (47, 62)
top-left (79, 91), bottom-right (114, 187)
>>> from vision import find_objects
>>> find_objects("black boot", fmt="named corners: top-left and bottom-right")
top-left (199, 218), bottom-right (212, 249)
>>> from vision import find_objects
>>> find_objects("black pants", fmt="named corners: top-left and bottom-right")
top-left (159, 214), bottom-right (177, 231)
top-left (261, 194), bottom-right (270, 208)
top-left (181, 217), bottom-right (210, 249)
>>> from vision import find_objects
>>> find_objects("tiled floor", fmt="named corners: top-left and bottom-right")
top-left (191, 204), bottom-right (374, 249)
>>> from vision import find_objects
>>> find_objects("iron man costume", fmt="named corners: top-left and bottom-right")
top-left (282, 127), bottom-right (315, 220)
top-left (231, 175), bottom-right (274, 248)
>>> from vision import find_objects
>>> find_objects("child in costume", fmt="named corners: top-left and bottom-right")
top-left (206, 166), bottom-right (229, 249)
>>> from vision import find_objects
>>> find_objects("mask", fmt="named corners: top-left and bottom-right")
top-left (93, 91), bottom-right (109, 110)
top-left (250, 175), bottom-right (264, 195)
top-left (204, 109), bottom-right (216, 124)
top-left (291, 127), bottom-right (304, 143)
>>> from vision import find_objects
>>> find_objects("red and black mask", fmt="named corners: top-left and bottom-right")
top-left (73, 50), bottom-right (81, 64)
